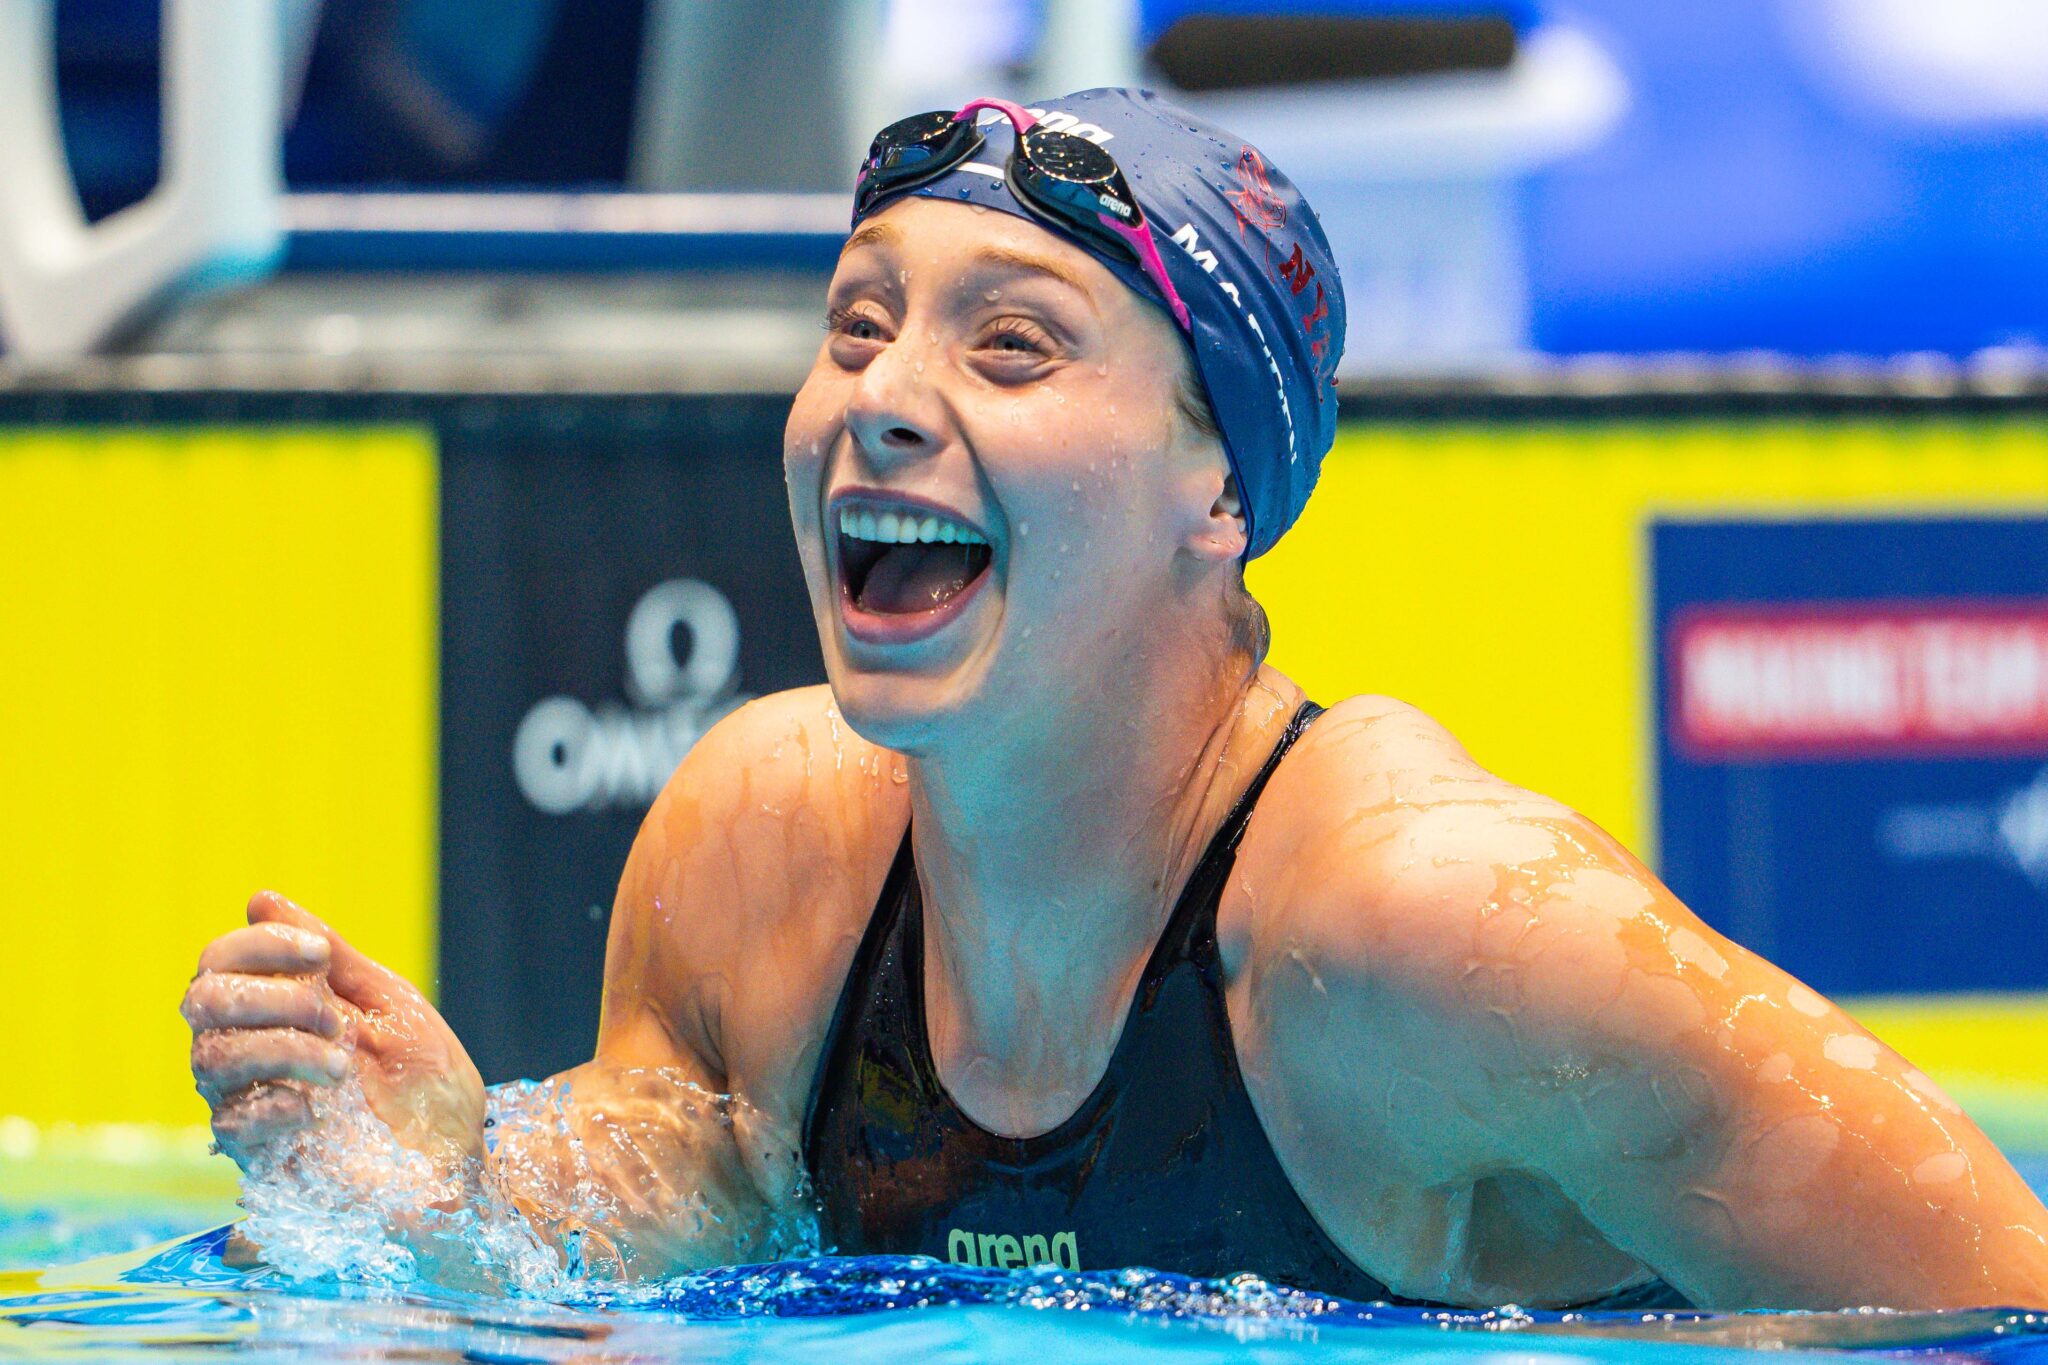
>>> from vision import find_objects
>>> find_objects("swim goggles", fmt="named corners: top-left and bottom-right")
top-left (852, 97), bottom-right (1193, 333)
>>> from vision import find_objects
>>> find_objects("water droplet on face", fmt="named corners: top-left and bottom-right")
top-left (914, 360), bottom-right (923, 373)
top-left (1018, 521), bottom-right (1030, 536)
top-left (1020, 626), bottom-right (1033, 639)
top-left (1069, 481), bottom-right (1079, 492)
top-left (898, 269), bottom-right (910, 282)
top-left (985, 289), bottom-right (1001, 301)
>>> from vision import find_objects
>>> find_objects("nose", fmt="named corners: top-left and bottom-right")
top-left (843, 331), bottom-right (946, 471)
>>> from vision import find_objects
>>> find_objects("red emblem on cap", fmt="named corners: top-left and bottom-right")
top-left (1228, 145), bottom-right (1338, 377)
top-left (1226, 147), bottom-right (1287, 234)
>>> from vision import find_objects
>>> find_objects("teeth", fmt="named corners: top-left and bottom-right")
top-left (835, 504), bottom-right (988, 546)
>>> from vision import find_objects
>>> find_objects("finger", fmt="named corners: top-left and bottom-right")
top-left (210, 1082), bottom-right (314, 1163)
top-left (247, 891), bottom-right (417, 1014)
top-left (192, 1028), bottom-right (350, 1101)
top-left (222, 1229), bottom-right (266, 1270)
top-left (197, 923), bottom-right (329, 977)
top-left (182, 974), bottom-right (344, 1037)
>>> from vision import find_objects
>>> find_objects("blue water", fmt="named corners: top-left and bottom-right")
top-left (12, 1209), bottom-right (2048, 1363)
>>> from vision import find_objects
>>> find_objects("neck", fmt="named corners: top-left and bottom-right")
top-left (903, 643), bottom-right (1297, 1110)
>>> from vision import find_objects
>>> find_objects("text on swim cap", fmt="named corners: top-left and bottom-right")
top-left (971, 106), bottom-right (1114, 146)
top-left (1277, 245), bottom-right (1333, 367)
top-left (1168, 221), bottom-right (1298, 464)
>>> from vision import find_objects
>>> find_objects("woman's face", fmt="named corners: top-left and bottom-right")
top-left (784, 195), bottom-right (1241, 753)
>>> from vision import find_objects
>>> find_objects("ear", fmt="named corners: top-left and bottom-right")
top-left (1187, 472), bottom-right (1249, 564)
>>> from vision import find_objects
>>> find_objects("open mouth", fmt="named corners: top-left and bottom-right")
top-left (834, 499), bottom-right (994, 628)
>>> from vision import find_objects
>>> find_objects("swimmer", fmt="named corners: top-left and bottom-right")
top-left (184, 89), bottom-right (2048, 1309)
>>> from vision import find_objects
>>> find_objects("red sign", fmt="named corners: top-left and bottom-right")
top-left (1670, 601), bottom-right (2048, 757)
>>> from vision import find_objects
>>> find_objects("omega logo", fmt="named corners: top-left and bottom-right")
top-left (512, 579), bottom-right (752, 816)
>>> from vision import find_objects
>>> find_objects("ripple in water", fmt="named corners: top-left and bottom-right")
top-left (235, 1071), bottom-right (815, 1297)
top-left (208, 1078), bottom-right (2048, 1356)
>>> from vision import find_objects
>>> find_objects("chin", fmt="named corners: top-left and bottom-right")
top-left (824, 667), bottom-right (975, 755)
top-left (810, 580), bottom-right (1010, 756)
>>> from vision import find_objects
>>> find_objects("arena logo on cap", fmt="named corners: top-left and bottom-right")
top-left (972, 106), bottom-right (1113, 145)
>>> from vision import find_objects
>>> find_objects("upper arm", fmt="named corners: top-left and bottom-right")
top-left (1491, 828), bottom-right (2048, 1309)
top-left (1247, 696), bottom-right (2048, 1309)
top-left (593, 686), bottom-right (908, 1106)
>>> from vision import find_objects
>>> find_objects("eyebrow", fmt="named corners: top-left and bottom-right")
top-left (973, 245), bottom-right (1089, 295)
top-left (836, 224), bottom-right (1091, 298)
top-left (840, 222), bottom-right (897, 256)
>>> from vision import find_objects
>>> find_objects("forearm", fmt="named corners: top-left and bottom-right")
top-left (481, 1060), bottom-right (815, 1280)
top-left (1655, 1108), bottom-right (2048, 1310)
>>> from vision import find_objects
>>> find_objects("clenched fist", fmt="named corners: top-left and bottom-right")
top-left (183, 891), bottom-right (485, 1173)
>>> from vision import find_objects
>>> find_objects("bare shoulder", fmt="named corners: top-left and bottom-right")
top-left (1225, 696), bottom-right (1723, 1299)
top-left (1228, 692), bottom-right (1698, 1159)
top-left (1228, 699), bottom-right (1662, 1019)
top-left (601, 685), bottom-right (909, 1108)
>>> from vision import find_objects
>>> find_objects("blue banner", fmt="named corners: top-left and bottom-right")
top-left (1654, 516), bottom-right (2048, 995)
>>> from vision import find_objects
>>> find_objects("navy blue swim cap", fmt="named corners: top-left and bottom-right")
top-left (850, 87), bottom-right (1345, 560)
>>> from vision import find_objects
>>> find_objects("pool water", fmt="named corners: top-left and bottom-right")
top-left (11, 1158), bottom-right (2048, 1365)
top-left (11, 1223), bottom-right (2048, 1365)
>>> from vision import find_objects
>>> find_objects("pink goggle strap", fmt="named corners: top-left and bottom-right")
top-left (948, 98), bottom-right (1194, 335)
top-left (951, 96), bottom-right (1040, 132)
top-left (1098, 213), bottom-right (1193, 332)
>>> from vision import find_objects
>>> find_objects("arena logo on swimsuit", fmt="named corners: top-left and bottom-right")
top-left (945, 1226), bottom-right (1081, 1271)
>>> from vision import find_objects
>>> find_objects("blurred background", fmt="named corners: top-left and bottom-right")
top-left (2, 0), bottom-right (2046, 1227)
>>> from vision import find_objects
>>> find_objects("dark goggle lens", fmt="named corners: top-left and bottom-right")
top-left (1014, 130), bottom-right (1142, 234)
top-left (866, 110), bottom-right (961, 174)
top-left (1018, 128), bottom-right (1119, 186)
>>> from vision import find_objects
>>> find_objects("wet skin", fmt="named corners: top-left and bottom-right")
top-left (187, 197), bottom-right (2048, 1308)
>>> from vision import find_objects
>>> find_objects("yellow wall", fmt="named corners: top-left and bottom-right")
top-left (0, 426), bottom-right (438, 1128)
top-left (1254, 418), bottom-right (2048, 856)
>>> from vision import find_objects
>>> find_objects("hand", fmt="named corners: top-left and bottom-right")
top-left (184, 891), bottom-right (485, 1173)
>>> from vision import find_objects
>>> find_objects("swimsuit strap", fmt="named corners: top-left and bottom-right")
top-left (1150, 696), bottom-right (1324, 960)
top-left (1211, 697), bottom-right (1325, 860)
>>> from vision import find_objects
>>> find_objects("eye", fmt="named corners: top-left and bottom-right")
top-left (824, 304), bottom-right (888, 343)
top-left (980, 317), bottom-right (1051, 358)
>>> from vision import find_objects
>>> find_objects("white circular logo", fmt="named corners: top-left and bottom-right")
top-left (512, 578), bottom-right (751, 816)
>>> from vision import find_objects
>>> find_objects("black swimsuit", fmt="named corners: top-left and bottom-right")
top-left (802, 700), bottom-right (1690, 1310)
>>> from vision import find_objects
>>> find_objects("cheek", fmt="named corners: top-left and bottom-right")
top-left (979, 393), bottom-right (1176, 542)
top-left (782, 380), bottom-right (839, 507)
